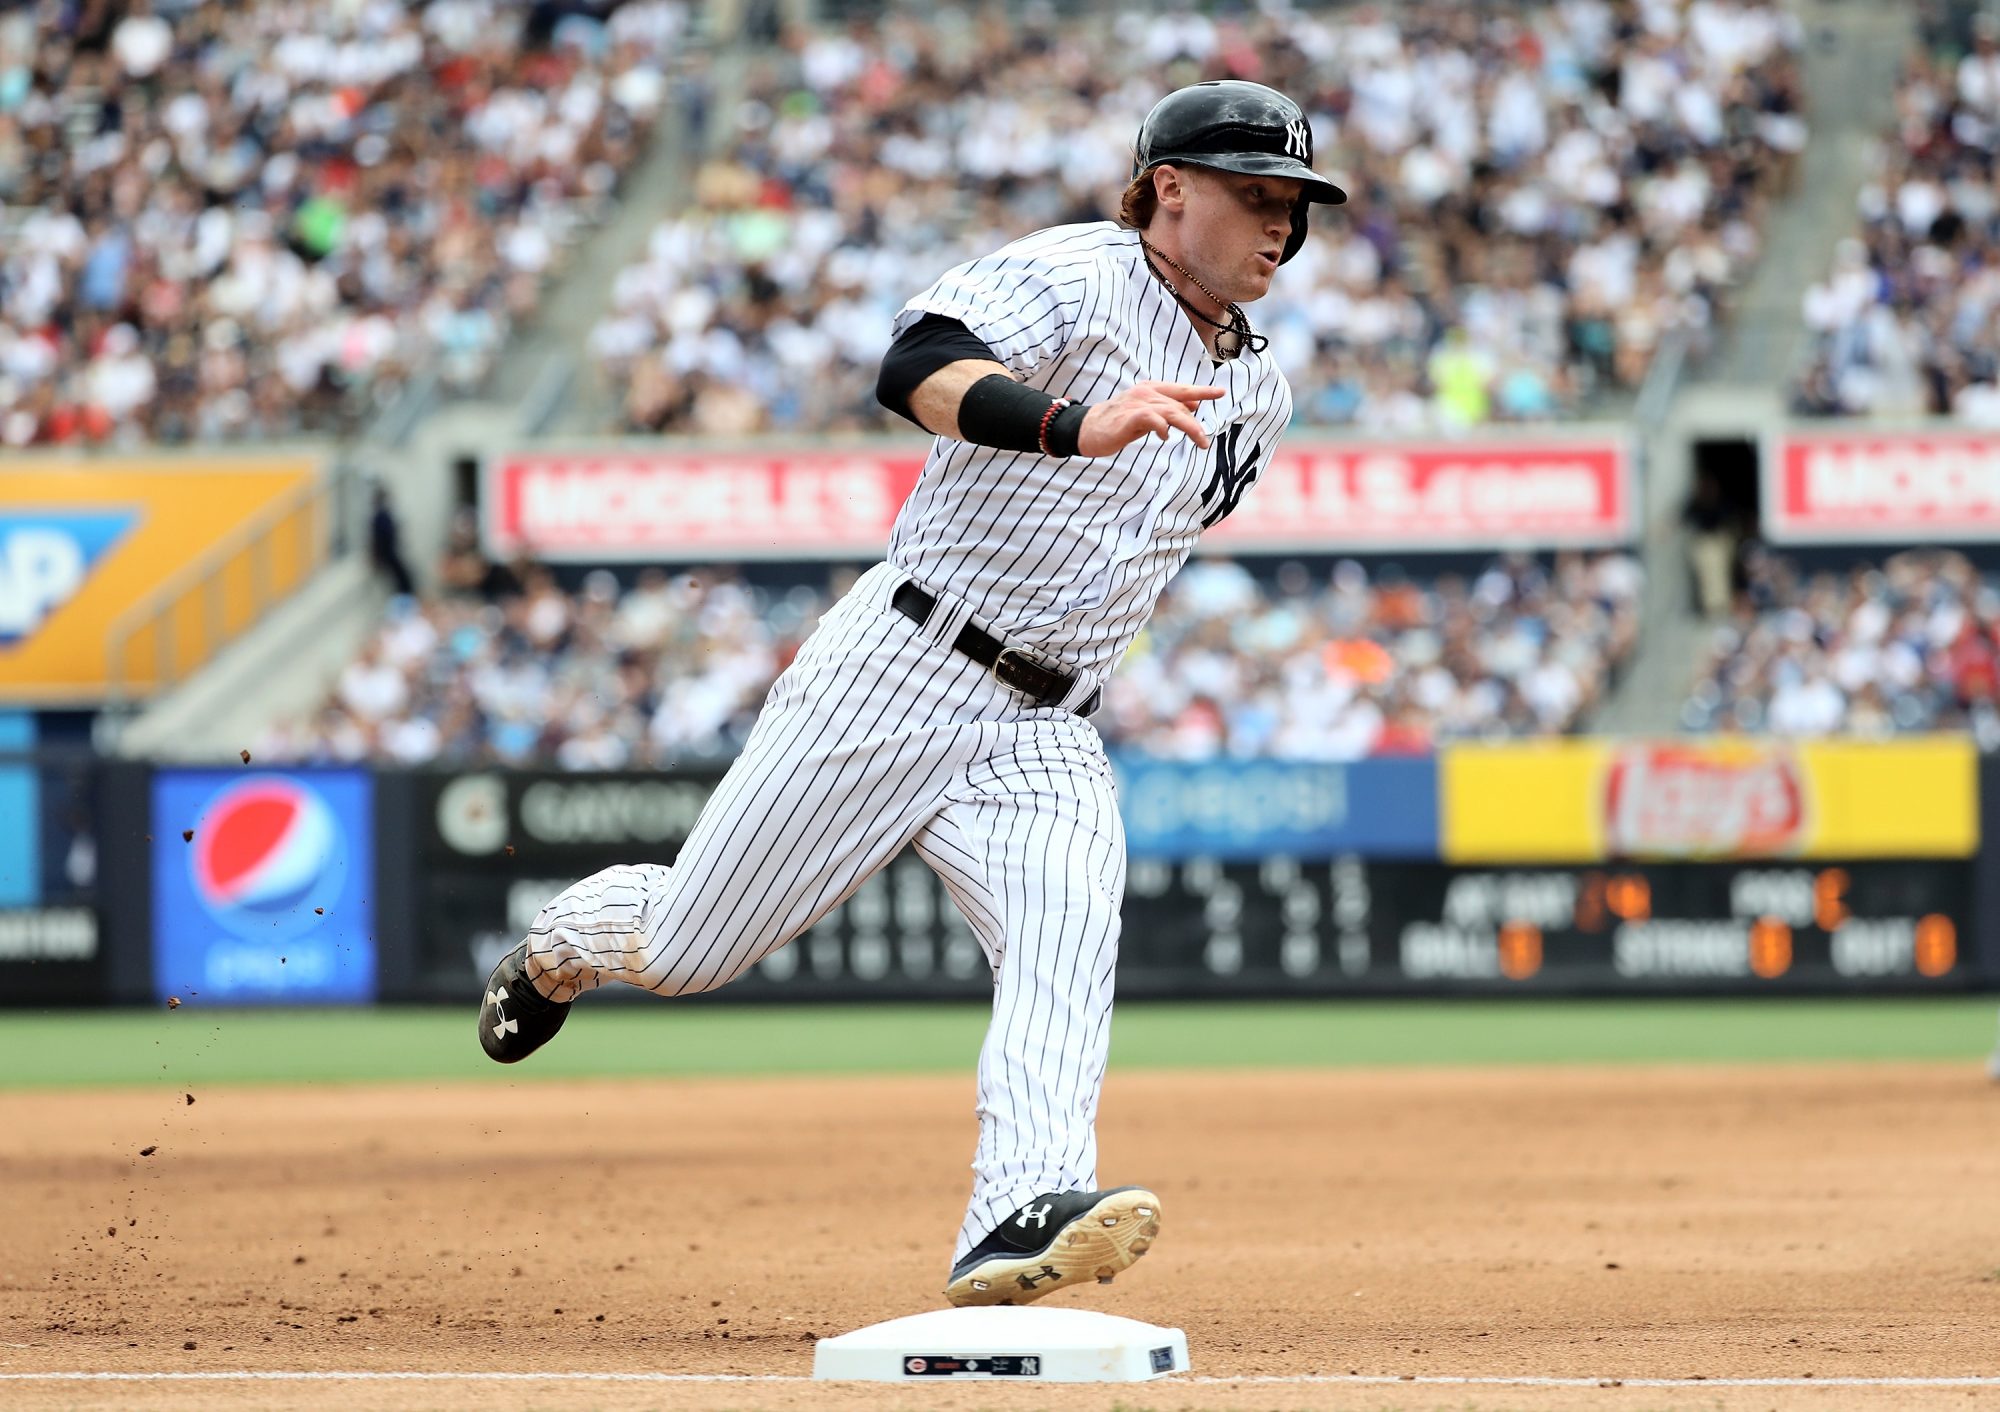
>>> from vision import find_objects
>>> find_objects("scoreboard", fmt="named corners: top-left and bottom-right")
top-left (396, 767), bottom-right (1982, 1001)
top-left (1118, 856), bottom-right (1971, 993)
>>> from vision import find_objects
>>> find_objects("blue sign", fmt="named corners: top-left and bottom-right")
top-left (152, 769), bottom-right (375, 1004)
top-left (0, 711), bottom-right (32, 906)
top-left (1110, 754), bottom-right (1438, 860)
top-left (0, 511), bottom-right (137, 645)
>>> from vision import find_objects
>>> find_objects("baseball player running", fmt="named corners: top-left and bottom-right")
top-left (478, 80), bottom-right (1344, 1307)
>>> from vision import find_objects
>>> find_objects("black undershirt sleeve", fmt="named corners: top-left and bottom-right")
top-left (875, 314), bottom-right (1001, 427)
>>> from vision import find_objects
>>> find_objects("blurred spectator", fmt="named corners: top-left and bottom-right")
top-left (435, 511), bottom-right (523, 601)
top-left (264, 550), bottom-right (1641, 767)
top-left (369, 485), bottom-right (415, 598)
top-left (1796, 24), bottom-right (2000, 418)
top-left (593, 1), bottom-right (1804, 436)
top-left (1681, 468), bottom-right (1738, 618)
top-left (0, 0), bottom-right (693, 446)
top-left (1684, 547), bottom-right (2000, 747)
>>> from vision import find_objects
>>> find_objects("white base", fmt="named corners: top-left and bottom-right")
top-left (812, 1306), bottom-right (1190, 1382)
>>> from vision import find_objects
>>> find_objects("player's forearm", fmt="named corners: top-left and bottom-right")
top-left (906, 359), bottom-right (1015, 441)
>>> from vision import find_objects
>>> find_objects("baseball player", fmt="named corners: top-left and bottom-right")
top-left (478, 80), bottom-right (1344, 1307)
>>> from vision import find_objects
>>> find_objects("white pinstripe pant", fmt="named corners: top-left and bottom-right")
top-left (523, 563), bottom-right (1125, 1260)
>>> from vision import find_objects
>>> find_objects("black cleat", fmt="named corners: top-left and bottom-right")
top-left (945, 1186), bottom-right (1162, 1307)
top-left (477, 942), bottom-right (570, 1064)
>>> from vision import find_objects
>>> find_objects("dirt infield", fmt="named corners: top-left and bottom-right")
top-left (2, 1061), bottom-right (1998, 1410)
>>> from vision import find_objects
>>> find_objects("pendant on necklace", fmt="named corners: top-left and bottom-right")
top-left (1213, 322), bottom-right (1242, 361)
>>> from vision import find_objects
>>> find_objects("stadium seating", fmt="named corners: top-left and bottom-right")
top-left (589, 0), bottom-right (1806, 435)
top-left (260, 547), bottom-right (1641, 766)
top-left (0, 0), bottom-right (686, 446)
top-left (1683, 547), bottom-right (2000, 746)
top-left (1795, 28), bottom-right (2000, 420)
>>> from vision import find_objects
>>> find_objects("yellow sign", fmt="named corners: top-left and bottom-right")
top-left (1441, 737), bottom-right (1978, 862)
top-left (0, 458), bottom-right (317, 702)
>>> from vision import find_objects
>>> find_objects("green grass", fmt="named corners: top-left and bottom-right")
top-left (0, 996), bottom-right (1994, 1090)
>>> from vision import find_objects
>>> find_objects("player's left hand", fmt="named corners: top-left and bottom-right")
top-left (1076, 381), bottom-right (1224, 456)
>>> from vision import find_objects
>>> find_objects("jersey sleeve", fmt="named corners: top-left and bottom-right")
top-left (892, 248), bottom-right (1087, 379)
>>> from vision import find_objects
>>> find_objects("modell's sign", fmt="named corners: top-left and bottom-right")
top-left (483, 450), bottom-right (930, 561)
top-left (1203, 437), bottom-right (1633, 550)
top-left (485, 434), bottom-right (1632, 561)
top-left (1603, 744), bottom-right (1807, 859)
top-left (1770, 430), bottom-right (2000, 542)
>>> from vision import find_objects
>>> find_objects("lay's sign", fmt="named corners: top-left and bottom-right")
top-left (0, 458), bottom-right (317, 703)
top-left (1442, 737), bottom-right (1978, 863)
top-left (1601, 742), bottom-right (1808, 857)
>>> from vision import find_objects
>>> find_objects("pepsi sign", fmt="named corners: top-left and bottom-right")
top-left (152, 769), bottom-right (375, 1004)
top-left (0, 512), bottom-right (137, 646)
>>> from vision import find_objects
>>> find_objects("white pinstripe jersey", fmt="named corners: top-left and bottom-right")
top-left (888, 221), bottom-right (1294, 685)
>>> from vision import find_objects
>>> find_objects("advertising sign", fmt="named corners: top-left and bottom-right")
top-left (1441, 737), bottom-right (1978, 864)
top-left (0, 457), bottom-right (317, 701)
top-left (1110, 753), bottom-right (1437, 860)
top-left (1769, 429), bottom-right (2000, 542)
top-left (0, 711), bottom-right (34, 907)
top-left (482, 434), bottom-right (1631, 563)
top-left (482, 450), bottom-right (928, 562)
top-left (1201, 437), bottom-right (1633, 551)
top-left (151, 769), bottom-right (375, 1004)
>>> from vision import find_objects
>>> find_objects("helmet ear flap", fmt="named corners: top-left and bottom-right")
top-left (1280, 196), bottom-right (1309, 265)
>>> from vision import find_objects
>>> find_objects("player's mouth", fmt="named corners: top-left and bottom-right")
top-left (1254, 249), bottom-right (1280, 273)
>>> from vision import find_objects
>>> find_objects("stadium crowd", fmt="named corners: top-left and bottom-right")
top-left (0, 0), bottom-right (689, 446)
top-left (257, 539), bottom-right (1642, 767)
top-left (1684, 547), bottom-right (2000, 747)
top-left (591, 0), bottom-right (1805, 436)
top-left (1795, 17), bottom-right (2000, 420)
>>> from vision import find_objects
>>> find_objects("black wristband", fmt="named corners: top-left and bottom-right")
top-left (957, 373), bottom-right (1065, 455)
top-left (1043, 401), bottom-right (1088, 458)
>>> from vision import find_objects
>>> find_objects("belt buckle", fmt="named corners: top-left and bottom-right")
top-left (991, 647), bottom-right (1048, 700)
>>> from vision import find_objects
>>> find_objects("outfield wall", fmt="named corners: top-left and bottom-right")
top-left (1, 738), bottom-right (1988, 1007)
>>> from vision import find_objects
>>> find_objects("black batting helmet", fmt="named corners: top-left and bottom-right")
top-left (1132, 80), bottom-right (1346, 265)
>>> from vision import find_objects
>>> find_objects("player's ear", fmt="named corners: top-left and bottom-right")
top-left (1152, 164), bottom-right (1187, 214)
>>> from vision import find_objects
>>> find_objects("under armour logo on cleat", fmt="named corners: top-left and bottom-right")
top-left (1016, 1202), bottom-right (1054, 1229)
top-left (491, 1002), bottom-right (517, 1041)
top-left (486, 988), bottom-right (507, 1007)
top-left (1016, 1264), bottom-right (1061, 1289)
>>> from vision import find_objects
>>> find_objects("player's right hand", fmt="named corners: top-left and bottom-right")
top-left (1076, 382), bottom-right (1224, 456)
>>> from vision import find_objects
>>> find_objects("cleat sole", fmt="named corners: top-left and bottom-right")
top-left (945, 1188), bottom-right (1162, 1308)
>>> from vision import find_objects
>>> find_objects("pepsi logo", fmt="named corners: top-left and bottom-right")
top-left (188, 776), bottom-right (347, 938)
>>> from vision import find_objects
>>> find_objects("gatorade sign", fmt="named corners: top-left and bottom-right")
top-left (0, 512), bottom-right (138, 645)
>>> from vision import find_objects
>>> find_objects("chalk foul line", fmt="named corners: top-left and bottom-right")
top-left (0, 1370), bottom-right (1997, 1388)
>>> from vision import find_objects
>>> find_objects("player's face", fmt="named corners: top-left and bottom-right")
top-left (1184, 169), bottom-right (1305, 304)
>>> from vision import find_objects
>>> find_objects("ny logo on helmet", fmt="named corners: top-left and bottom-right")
top-left (1284, 119), bottom-right (1310, 160)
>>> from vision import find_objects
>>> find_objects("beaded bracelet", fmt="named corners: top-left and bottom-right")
top-left (1037, 397), bottom-right (1074, 456)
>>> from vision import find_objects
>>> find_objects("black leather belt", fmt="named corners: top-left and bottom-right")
top-left (891, 580), bottom-right (1099, 716)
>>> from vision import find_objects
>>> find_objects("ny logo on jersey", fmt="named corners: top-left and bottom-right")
top-left (1198, 422), bottom-right (1263, 529)
top-left (1016, 1202), bottom-right (1054, 1230)
top-left (1284, 119), bottom-right (1310, 160)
